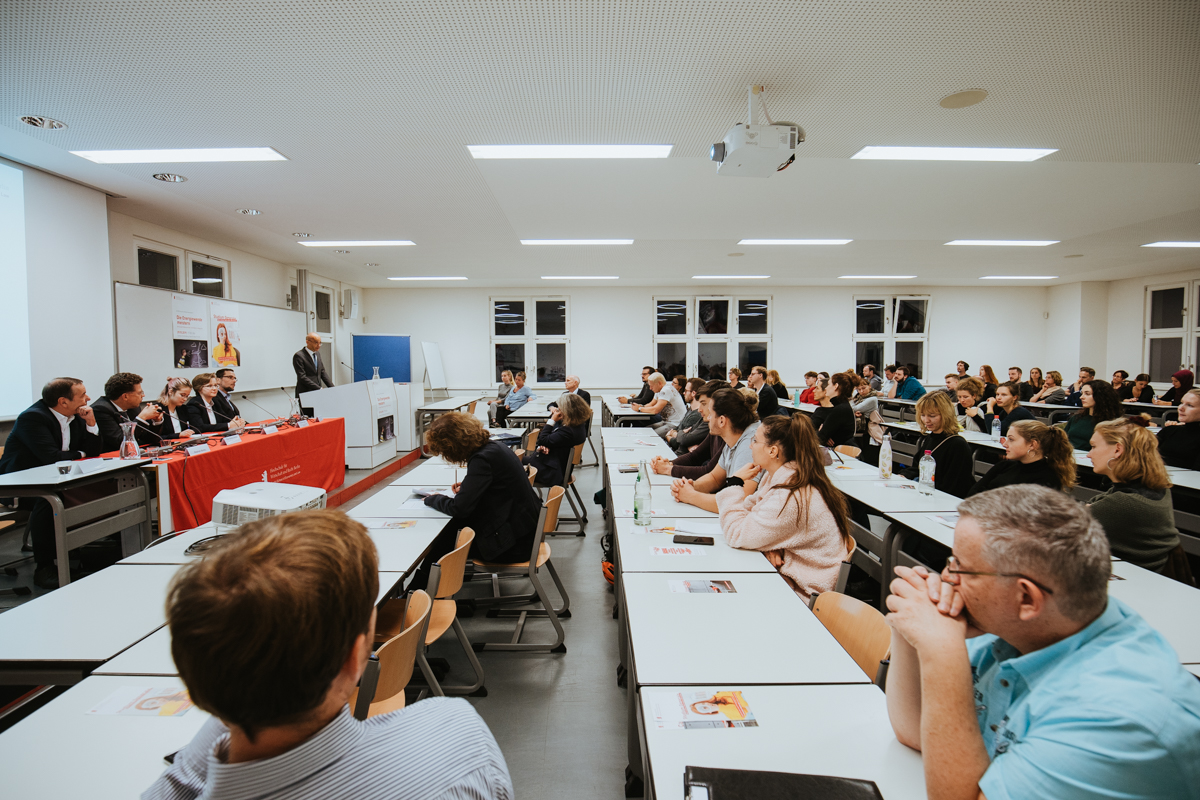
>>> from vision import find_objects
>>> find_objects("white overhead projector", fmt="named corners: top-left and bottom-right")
top-left (710, 85), bottom-right (804, 178)
top-left (211, 482), bottom-right (327, 527)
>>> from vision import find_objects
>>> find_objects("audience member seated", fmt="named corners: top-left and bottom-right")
top-left (766, 369), bottom-right (789, 399)
top-left (1030, 370), bottom-right (1067, 404)
top-left (1086, 419), bottom-right (1190, 581)
top-left (1119, 372), bottom-right (1155, 403)
top-left (1007, 366), bottom-right (1034, 400)
top-left (179, 373), bottom-right (246, 433)
top-left (879, 364), bottom-right (898, 398)
top-left (860, 363), bottom-right (881, 392)
top-left (520, 394), bottom-right (590, 486)
top-left (1153, 368), bottom-right (1195, 406)
top-left (670, 388), bottom-right (760, 513)
top-left (494, 370), bottom-right (535, 427)
top-left (414, 411), bottom-right (542, 589)
top-left (546, 374), bottom-right (591, 419)
top-left (955, 360), bottom-right (969, 378)
top-left (941, 373), bottom-right (960, 398)
top-left (849, 375), bottom-right (884, 460)
top-left (1063, 379), bottom-right (1125, 450)
top-left (1025, 366), bottom-right (1043, 397)
top-left (0, 377), bottom-right (103, 589)
top-left (976, 364), bottom-right (999, 400)
top-left (811, 372), bottom-right (856, 447)
top-left (487, 369), bottom-right (514, 425)
top-left (1111, 369), bottom-right (1130, 396)
top-left (616, 365), bottom-right (654, 405)
top-left (90, 372), bottom-right (165, 451)
top-left (968, 420), bottom-right (1076, 496)
top-left (985, 381), bottom-right (1035, 436)
top-left (636, 372), bottom-right (687, 436)
top-left (900, 392), bottom-right (974, 498)
top-left (885, 485), bottom-right (1200, 800)
top-left (666, 378), bottom-right (709, 453)
top-left (671, 374), bottom-right (687, 396)
top-left (143, 510), bottom-right (512, 800)
top-left (727, 367), bottom-right (743, 390)
top-left (887, 365), bottom-right (928, 401)
top-left (1157, 387), bottom-right (1200, 470)
top-left (1064, 366), bottom-right (1097, 405)
top-left (954, 377), bottom-right (989, 433)
top-left (717, 415), bottom-right (851, 601)
top-left (746, 365), bottom-right (780, 419)
top-left (798, 371), bottom-right (819, 403)
top-left (651, 381), bottom-right (728, 478)
top-left (156, 377), bottom-right (197, 439)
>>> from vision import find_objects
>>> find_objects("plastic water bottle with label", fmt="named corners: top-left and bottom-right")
top-left (634, 460), bottom-right (652, 526)
top-left (918, 450), bottom-right (936, 496)
top-left (878, 433), bottom-right (893, 479)
top-left (991, 416), bottom-right (1001, 440)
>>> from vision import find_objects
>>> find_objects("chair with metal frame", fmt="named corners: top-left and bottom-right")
top-left (547, 443), bottom-right (587, 537)
top-left (810, 590), bottom-right (891, 685)
top-left (350, 589), bottom-right (432, 719)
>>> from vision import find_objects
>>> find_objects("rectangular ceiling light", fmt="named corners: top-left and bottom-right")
top-left (693, 275), bottom-right (771, 280)
top-left (946, 240), bottom-right (1059, 246)
top-left (839, 275), bottom-right (917, 279)
top-left (541, 276), bottom-right (619, 280)
top-left (980, 275), bottom-right (1058, 280)
top-left (737, 239), bottom-right (852, 245)
top-left (387, 276), bottom-right (467, 281)
top-left (468, 144), bottom-right (672, 159)
top-left (520, 239), bottom-right (633, 245)
top-left (299, 240), bottom-right (415, 247)
top-left (1142, 241), bottom-right (1200, 247)
top-left (851, 146), bottom-right (1057, 162)
top-left (70, 147), bottom-right (287, 163)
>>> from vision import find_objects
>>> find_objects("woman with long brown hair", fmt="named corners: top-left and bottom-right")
top-left (968, 420), bottom-right (1076, 496)
top-left (977, 364), bottom-right (999, 400)
top-left (717, 414), bottom-right (852, 599)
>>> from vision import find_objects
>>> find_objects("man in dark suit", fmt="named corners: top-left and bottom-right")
top-left (90, 372), bottom-right (166, 452)
top-left (0, 378), bottom-right (104, 589)
top-left (214, 368), bottom-right (241, 421)
top-left (293, 333), bottom-right (333, 415)
top-left (747, 365), bottom-right (780, 419)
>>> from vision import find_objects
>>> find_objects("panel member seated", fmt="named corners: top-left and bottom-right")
top-left (521, 394), bottom-right (590, 487)
top-left (885, 485), bottom-right (1200, 800)
top-left (213, 368), bottom-right (241, 420)
top-left (156, 377), bottom-right (197, 439)
top-left (90, 372), bottom-right (165, 451)
top-left (143, 510), bottom-right (512, 799)
top-left (179, 373), bottom-right (246, 433)
top-left (671, 388), bottom-right (760, 514)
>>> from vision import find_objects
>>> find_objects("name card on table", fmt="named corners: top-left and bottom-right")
top-left (297, 420), bottom-right (309, 428)
top-left (224, 434), bottom-right (242, 445)
top-left (263, 425), bottom-right (278, 435)
top-left (186, 444), bottom-right (211, 456)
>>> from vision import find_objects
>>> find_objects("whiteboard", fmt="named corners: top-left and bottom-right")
top-left (421, 341), bottom-right (447, 390)
top-left (114, 282), bottom-right (307, 394)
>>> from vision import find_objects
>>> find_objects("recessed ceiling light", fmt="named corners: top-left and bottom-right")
top-left (851, 146), bottom-right (1057, 162)
top-left (152, 173), bottom-right (187, 182)
top-left (980, 275), bottom-right (1058, 280)
top-left (235, 208), bottom-right (260, 215)
top-left (388, 276), bottom-right (468, 281)
top-left (19, 115), bottom-right (67, 130)
top-left (192, 277), bottom-right (223, 284)
top-left (692, 275), bottom-right (771, 280)
top-left (541, 275), bottom-right (620, 280)
top-left (939, 89), bottom-right (988, 109)
top-left (737, 239), bottom-right (852, 245)
top-left (520, 239), bottom-right (633, 245)
top-left (468, 144), bottom-right (672, 159)
top-left (333, 249), bottom-right (349, 254)
top-left (292, 232), bottom-right (312, 238)
top-left (727, 253), bottom-right (744, 257)
top-left (365, 262), bottom-right (379, 267)
top-left (298, 240), bottom-right (415, 247)
top-left (945, 240), bottom-right (1059, 246)
top-left (1065, 254), bottom-right (1083, 258)
top-left (839, 275), bottom-right (917, 279)
top-left (1142, 241), bottom-right (1200, 248)
top-left (71, 147), bottom-right (287, 164)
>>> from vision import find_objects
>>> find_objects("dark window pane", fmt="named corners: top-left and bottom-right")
top-left (138, 248), bottom-right (177, 290)
top-left (895, 299), bottom-right (927, 334)
top-left (314, 290), bottom-right (332, 333)
top-left (494, 300), bottom-right (525, 336)
top-left (737, 341), bottom-right (768, 374)
top-left (1149, 288), bottom-right (1185, 330)
top-left (657, 342), bottom-right (687, 378)
top-left (192, 261), bottom-right (224, 298)
top-left (1148, 338), bottom-right (1182, 382)
top-left (697, 342), bottom-right (727, 381)
top-left (855, 300), bottom-right (885, 334)
top-left (737, 300), bottom-right (768, 335)
top-left (536, 343), bottom-right (566, 382)
top-left (895, 341), bottom-right (924, 380)
top-left (697, 300), bottom-right (729, 334)
top-left (856, 341), bottom-right (884, 376)
top-left (535, 300), bottom-right (566, 336)
top-left (656, 300), bottom-right (687, 335)
top-left (495, 343), bottom-right (525, 382)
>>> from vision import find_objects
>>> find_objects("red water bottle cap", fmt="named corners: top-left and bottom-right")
top-left (924, 450), bottom-right (932, 455)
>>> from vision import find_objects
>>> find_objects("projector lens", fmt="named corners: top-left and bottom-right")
top-left (710, 143), bottom-right (725, 162)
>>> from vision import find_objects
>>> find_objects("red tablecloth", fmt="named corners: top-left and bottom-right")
top-left (161, 418), bottom-right (345, 528)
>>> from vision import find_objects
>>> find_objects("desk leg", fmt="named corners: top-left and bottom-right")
top-left (49, 495), bottom-right (69, 588)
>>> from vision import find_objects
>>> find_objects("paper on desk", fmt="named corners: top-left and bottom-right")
top-left (399, 496), bottom-right (436, 510)
top-left (621, 508), bottom-right (665, 516)
top-left (645, 689), bottom-right (758, 729)
top-left (927, 513), bottom-right (959, 529)
top-left (88, 686), bottom-right (194, 717)
top-left (670, 579), bottom-right (736, 593)
top-left (651, 545), bottom-right (707, 556)
top-left (874, 481), bottom-right (916, 490)
top-left (377, 520), bottom-right (418, 529)
top-left (411, 487), bottom-right (455, 498)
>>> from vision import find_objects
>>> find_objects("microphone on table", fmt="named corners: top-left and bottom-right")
top-left (241, 395), bottom-right (289, 426)
top-left (341, 361), bottom-right (373, 381)
top-left (280, 387), bottom-right (309, 421)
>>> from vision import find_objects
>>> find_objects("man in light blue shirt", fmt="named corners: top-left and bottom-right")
top-left (495, 370), bottom-right (535, 426)
top-left (885, 485), bottom-right (1200, 800)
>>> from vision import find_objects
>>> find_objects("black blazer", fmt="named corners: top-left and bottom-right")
top-left (756, 385), bottom-right (780, 419)
top-left (547, 388), bottom-right (592, 408)
top-left (0, 400), bottom-right (103, 474)
top-left (527, 422), bottom-right (588, 486)
top-left (178, 396), bottom-right (232, 433)
top-left (811, 400), bottom-right (855, 447)
top-left (90, 397), bottom-right (163, 452)
top-left (424, 441), bottom-right (543, 561)
top-left (214, 391), bottom-right (240, 421)
top-left (293, 347), bottom-right (333, 396)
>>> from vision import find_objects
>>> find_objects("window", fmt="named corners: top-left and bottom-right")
top-left (852, 295), bottom-right (932, 380)
top-left (652, 296), bottom-right (772, 379)
top-left (138, 247), bottom-right (178, 290)
top-left (134, 238), bottom-right (231, 298)
top-left (490, 297), bottom-right (570, 386)
top-left (187, 252), bottom-right (229, 298)
top-left (1143, 282), bottom-right (1197, 381)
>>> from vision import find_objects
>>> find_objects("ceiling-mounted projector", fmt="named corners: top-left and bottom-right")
top-left (710, 85), bottom-right (804, 177)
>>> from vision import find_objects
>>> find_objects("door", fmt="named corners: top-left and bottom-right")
top-left (309, 280), bottom-right (336, 376)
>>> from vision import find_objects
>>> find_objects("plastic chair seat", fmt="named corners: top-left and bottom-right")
top-left (473, 542), bottom-right (551, 569)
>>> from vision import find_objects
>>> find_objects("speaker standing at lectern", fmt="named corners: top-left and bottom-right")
top-left (294, 332), bottom-right (334, 415)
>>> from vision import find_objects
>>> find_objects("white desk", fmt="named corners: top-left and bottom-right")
top-left (623, 572), bottom-right (868, 686)
top-left (614, 519), bottom-right (775, 574)
top-left (608, 466), bottom-right (676, 486)
top-left (832, 477), bottom-right (963, 514)
top-left (365, 520), bottom-right (443, 574)
top-left (417, 395), bottom-right (487, 413)
top-left (94, 627), bottom-right (177, 677)
top-left (389, 461), bottom-right (466, 486)
top-left (0, 675), bottom-right (211, 799)
top-left (119, 524), bottom-right (219, 565)
top-left (825, 458), bottom-right (883, 480)
top-left (0, 564), bottom-right (181, 683)
top-left (346, 486), bottom-right (452, 519)
top-left (1168, 469), bottom-right (1200, 492)
top-left (1109, 560), bottom-right (1200, 663)
top-left (609, 484), bottom-right (719, 519)
top-left (883, 512), bottom-right (956, 550)
top-left (604, 399), bottom-right (656, 427)
top-left (1187, 664), bottom-right (1200, 678)
top-left (640, 684), bottom-right (925, 800)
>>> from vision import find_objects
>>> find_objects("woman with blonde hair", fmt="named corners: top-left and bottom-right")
top-left (766, 369), bottom-right (788, 400)
top-left (900, 391), bottom-right (974, 498)
top-left (717, 414), bottom-right (852, 600)
top-left (156, 377), bottom-right (195, 439)
top-left (968, 420), bottom-right (1076, 496)
top-left (1087, 419), bottom-right (1191, 582)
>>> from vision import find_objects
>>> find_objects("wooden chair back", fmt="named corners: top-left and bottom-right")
top-left (834, 444), bottom-right (862, 459)
top-left (362, 590), bottom-right (432, 715)
top-left (467, 400), bottom-right (478, 415)
top-left (430, 528), bottom-right (475, 599)
top-left (572, 442), bottom-right (584, 466)
top-left (832, 534), bottom-right (857, 594)
top-left (811, 591), bottom-right (891, 681)
top-left (541, 485), bottom-right (566, 534)
top-left (523, 425), bottom-right (543, 451)
top-left (525, 465), bottom-right (538, 486)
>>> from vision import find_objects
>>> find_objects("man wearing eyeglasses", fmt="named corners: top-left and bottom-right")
top-left (884, 485), bottom-right (1200, 800)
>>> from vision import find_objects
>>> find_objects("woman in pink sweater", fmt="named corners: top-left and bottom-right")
top-left (715, 414), bottom-right (852, 599)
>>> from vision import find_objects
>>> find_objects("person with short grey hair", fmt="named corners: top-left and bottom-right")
top-left (633, 372), bottom-right (686, 437)
top-left (885, 485), bottom-right (1200, 800)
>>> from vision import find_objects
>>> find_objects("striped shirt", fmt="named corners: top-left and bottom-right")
top-left (142, 699), bottom-right (512, 800)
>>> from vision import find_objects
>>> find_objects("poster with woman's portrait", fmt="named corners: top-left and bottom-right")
top-left (210, 300), bottom-right (242, 366)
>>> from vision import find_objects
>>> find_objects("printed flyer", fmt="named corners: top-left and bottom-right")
top-left (669, 579), bottom-right (737, 594)
top-left (210, 300), bottom-right (242, 366)
top-left (171, 293), bottom-right (209, 368)
top-left (645, 689), bottom-right (758, 729)
top-left (88, 686), bottom-right (194, 717)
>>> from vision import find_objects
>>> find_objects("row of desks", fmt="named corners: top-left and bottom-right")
top-left (879, 395), bottom-right (1178, 425)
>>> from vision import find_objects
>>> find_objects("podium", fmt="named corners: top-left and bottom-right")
top-left (302, 379), bottom-right (407, 468)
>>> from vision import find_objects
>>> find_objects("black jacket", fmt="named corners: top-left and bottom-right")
top-left (771, 384), bottom-right (789, 400)
top-left (424, 441), bottom-right (543, 561)
top-left (547, 388), bottom-right (591, 409)
top-left (984, 405), bottom-right (1034, 437)
top-left (0, 400), bottom-right (103, 474)
top-left (968, 457), bottom-right (1064, 497)
top-left (756, 385), bottom-right (780, 419)
top-left (179, 396), bottom-right (233, 433)
top-left (902, 431), bottom-right (975, 499)
top-left (629, 382), bottom-right (654, 405)
top-left (1157, 422), bottom-right (1200, 470)
top-left (90, 396), bottom-right (163, 452)
top-left (214, 391), bottom-right (241, 422)
top-left (527, 422), bottom-right (588, 486)
top-left (293, 347), bottom-right (334, 396)
top-left (1118, 383), bottom-right (1155, 403)
top-left (811, 401), bottom-right (855, 447)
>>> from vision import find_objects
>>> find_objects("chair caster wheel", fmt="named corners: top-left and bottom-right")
top-left (551, 643), bottom-right (567, 654)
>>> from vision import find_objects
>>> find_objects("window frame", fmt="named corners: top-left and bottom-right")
top-left (852, 294), bottom-right (933, 380)
top-left (489, 295), bottom-right (570, 389)
top-left (653, 295), bottom-right (772, 378)
top-left (133, 237), bottom-right (184, 291)
top-left (1142, 281), bottom-right (1197, 380)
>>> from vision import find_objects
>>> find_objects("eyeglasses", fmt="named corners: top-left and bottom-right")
top-left (943, 555), bottom-right (1055, 595)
